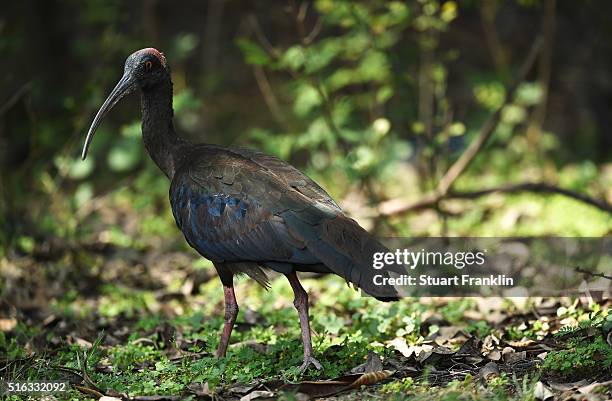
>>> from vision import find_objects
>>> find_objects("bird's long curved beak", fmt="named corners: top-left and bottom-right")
top-left (81, 73), bottom-right (137, 160)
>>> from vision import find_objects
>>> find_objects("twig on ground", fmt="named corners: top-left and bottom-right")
top-left (73, 385), bottom-right (105, 399)
top-left (575, 267), bottom-right (612, 281)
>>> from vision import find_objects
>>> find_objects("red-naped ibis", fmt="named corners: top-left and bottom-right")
top-left (82, 48), bottom-right (400, 372)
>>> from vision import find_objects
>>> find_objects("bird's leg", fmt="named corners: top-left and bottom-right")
top-left (215, 284), bottom-right (238, 358)
top-left (286, 272), bottom-right (322, 373)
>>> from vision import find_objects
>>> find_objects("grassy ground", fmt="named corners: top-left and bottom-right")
top-left (1, 247), bottom-right (610, 400)
top-left (1, 170), bottom-right (611, 400)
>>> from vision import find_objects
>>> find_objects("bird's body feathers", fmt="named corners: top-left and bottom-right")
top-left (169, 145), bottom-right (400, 299)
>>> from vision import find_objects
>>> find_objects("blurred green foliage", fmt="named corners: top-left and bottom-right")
top-left (1, 0), bottom-right (611, 254)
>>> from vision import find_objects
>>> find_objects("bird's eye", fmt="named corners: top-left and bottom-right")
top-left (144, 60), bottom-right (153, 71)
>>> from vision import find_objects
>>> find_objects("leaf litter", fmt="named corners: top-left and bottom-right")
top-left (0, 240), bottom-right (610, 400)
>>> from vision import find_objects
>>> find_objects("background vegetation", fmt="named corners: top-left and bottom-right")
top-left (0, 1), bottom-right (610, 400)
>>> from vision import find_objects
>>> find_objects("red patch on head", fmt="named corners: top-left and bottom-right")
top-left (141, 48), bottom-right (167, 67)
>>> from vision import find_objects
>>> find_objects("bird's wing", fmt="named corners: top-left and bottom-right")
top-left (170, 146), bottom-right (401, 299)
top-left (231, 148), bottom-right (341, 205)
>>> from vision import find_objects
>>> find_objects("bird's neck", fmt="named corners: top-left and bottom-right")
top-left (140, 77), bottom-right (187, 179)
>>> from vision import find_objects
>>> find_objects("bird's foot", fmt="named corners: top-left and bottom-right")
top-left (298, 355), bottom-right (323, 374)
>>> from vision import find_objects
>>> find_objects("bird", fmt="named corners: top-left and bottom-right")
top-left (82, 48), bottom-right (403, 373)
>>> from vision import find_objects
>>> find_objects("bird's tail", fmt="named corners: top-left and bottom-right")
top-left (307, 214), bottom-right (406, 301)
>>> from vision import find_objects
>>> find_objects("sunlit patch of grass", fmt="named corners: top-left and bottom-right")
top-left (445, 193), bottom-right (611, 237)
top-left (96, 284), bottom-right (158, 318)
top-left (375, 373), bottom-right (543, 401)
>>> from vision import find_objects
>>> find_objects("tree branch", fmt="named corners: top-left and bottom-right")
top-left (378, 181), bottom-right (612, 215)
top-left (436, 36), bottom-right (544, 196)
top-left (380, 36), bottom-right (546, 217)
top-left (575, 267), bottom-right (612, 281)
top-left (0, 81), bottom-right (32, 116)
top-left (246, 14), bottom-right (281, 58)
top-left (252, 65), bottom-right (291, 131)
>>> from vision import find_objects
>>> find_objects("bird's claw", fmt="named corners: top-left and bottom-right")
top-left (298, 355), bottom-right (323, 374)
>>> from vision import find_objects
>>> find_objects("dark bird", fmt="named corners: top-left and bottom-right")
top-left (82, 48), bottom-right (401, 372)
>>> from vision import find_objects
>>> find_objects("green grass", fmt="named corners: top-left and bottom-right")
top-left (2, 272), bottom-right (609, 400)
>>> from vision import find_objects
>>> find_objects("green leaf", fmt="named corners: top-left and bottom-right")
top-left (338, 128), bottom-right (362, 143)
top-left (350, 145), bottom-right (377, 172)
top-left (173, 89), bottom-right (202, 114)
top-left (17, 236), bottom-right (35, 253)
top-left (67, 156), bottom-right (94, 180)
top-left (358, 51), bottom-right (390, 82)
top-left (236, 39), bottom-right (272, 66)
top-left (501, 104), bottom-right (527, 124)
top-left (327, 68), bottom-right (354, 90)
top-left (448, 122), bottom-right (466, 136)
top-left (281, 45), bottom-right (306, 71)
top-left (304, 39), bottom-right (341, 73)
top-left (297, 117), bottom-right (335, 150)
top-left (293, 84), bottom-right (321, 117)
top-left (121, 121), bottom-right (141, 138)
top-left (107, 137), bottom-right (142, 172)
top-left (376, 86), bottom-right (394, 104)
top-left (173, 33), bottom-right (199, 60)
top-left (474, 81), bottom-right (506, 111)
top-left (516, 82), bottom-right (543, 106)
top-left (74, 183), bottom-right (93, 207)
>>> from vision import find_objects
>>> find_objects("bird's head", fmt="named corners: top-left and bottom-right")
top-left (81, 48), bottom-right (169, 160)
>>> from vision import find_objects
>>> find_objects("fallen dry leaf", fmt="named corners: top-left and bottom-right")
top-left (225, 381), bottom-right (263, 396)
top-left (479, 362), bottom-right (499, 379)
top-left (0, 317), bottom-right (17, 331)
top-left (388, 337), bottom-right (411, 357)
top-left (534, 381), bottom-right (554, 400)
top-left (187, 382), bottom-right (212, 397)
top-left (577, 380), bottom-right (612, 395)
top-left (548, 380), bottom-right (590, 391)
top-left (388, 338), bottom-right (434, 359)
top-left (506, 338), bottom-right (536, 348)
top-left (504, 351), bottom-right (527, 364)
top-left (281, 370), bottom-right (393, 398)
top-left (350, 351), bottom-right (383, 374)
top-left (417, 346), bottom-right (454, 364)
top-left (433, 326), bottom-right (463, 346)
top-left (350, 370), bottom-right (394, 388)
top-left (485, 349), bottom-right (502, 361)
top-left (239, 390), bottom-right (275, 401)
top-left (456, 337), bottom-right (484, 364)
top-left (481, 334), bottom-right (501, 354)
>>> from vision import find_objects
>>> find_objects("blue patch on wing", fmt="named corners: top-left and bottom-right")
top-left (235, 199), bottom-right (248, 219)
top-left (207, 195), bottom-right (226, 217)
top-left (173, 187), bottom-right (254, 228)
top-left (171, 184), bottom-right (268, 261)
